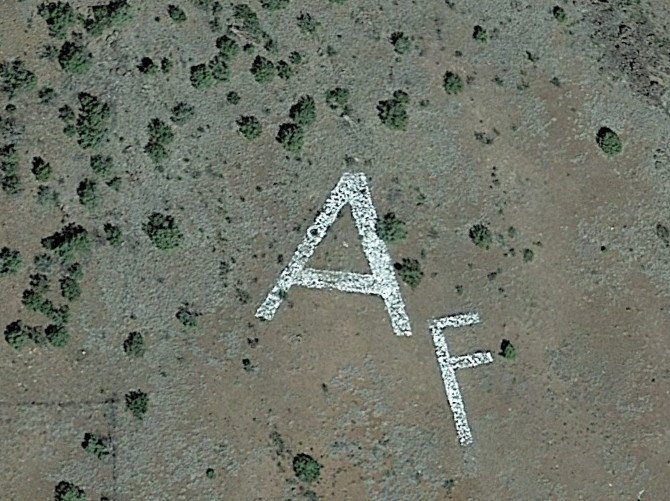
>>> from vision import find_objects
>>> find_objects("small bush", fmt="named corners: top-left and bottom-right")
top-left (4, 321), bottom-right (32, 350)
top-left (77, 178), bottom-right (99, 208)
top-left (42, 223), bottom-right (90, 261)
top-left (394, 258), bottom-right (423, 289)
top-left (74, 92), bottom-right (111, 149)
top-left (176, 303), bottom-right (199, 327)
top-left (288, 51), bottom-right (303, 65)
top-left (137, 57), bottom-right (159, 75)
top-left (168, 4), bottom-right (187, 23)
top-left (39, 86), bottom-right (57, 104)
top-left (596, 127), bottom-right (622, 156)
top-left (389, 31), bottom-right (411, 54)
top-left (443, 71), bottom-right (464, 95)
top-left (216, 35), bottom-right (240, 61)
top-left (0, 143), bottom-right (21, 194)
top-left (1, 60), bottom-right (37, 98)
top-left (473, 25), bottom-right (488, 42)
top-left (262, 0), bottom-right (289, 10)
top-left (103, 223), bottom-right (123, 245)
top-left (58, 40), bottom-right (92, 74)
top-left (46, 323), bottom-right (70, 347)
top-left (32, 156), bottom-right (52, 181)
top-left (656, 223), bottom-right (669, 247)
top-left (144, 118), bottom-right (174, 163)
top-left (227, 91), bottom-right (240, 104)
top-left (276, 123), bottom-right (304, 152)
top-left (38, 2), bottom-right (77, 39)
top-left (60, 276), bottom-right (81, 301)
top-left (522, 248), bottom-right (534, 263)
top-left (37, 185), bottom-right (60, 207)
top-left (552, 6), bottom-right (566, 22)
top-left (143, 212), bottom-right (183, 250)
top-left (293, 453), bottom-right (321, 483)
top-left (208, 55), bottom-right (230, 82)
top-left (297, 12), bottom-right (319, 34)
top-left (82, 432), bottom-right (112, 459)
top-left (236, 115), bottom-right (262, 140)
top-left (376, 212), bottom-right (407, 243)
top-left (123, 331), bottom-right (146, 357)
top-left (190, 64), bottom-right (214, 89)
top-left (250, 55), bottom-right (276, 83)
top-left (206, 468), bottom-right (216, 479)
top-left (125, 389), bottom-right (149, 420)
top-left (232, 4), bottom-right (265, 41)
top-left (0, 246), bottom-right (22, 276)
top-left (85, 0), bottom-right (133, 36)
top-left (289, 95), bottom-right (316, 128)
top-left (276, 60), bottom-right (293, 80)
top-left (170, 102), bottom-right (195, 124)
top-left (54, 480), bottom-right (86, 501)
top-left (90, 154), bottom-right (112, 176)
top-left (325, 87), bottom-right (350, 113)
top-left (500, 339), bottom-right (517, 360)
top-left (469, 223), bottom-right (492, 249)
top-left (377, 90), bottom-right (409, 130)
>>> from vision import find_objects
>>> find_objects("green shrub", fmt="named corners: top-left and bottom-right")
top-left (38, 2), bottom-right (77, 39)
top-left (394, 258), bottom-right (423, 289)
top-left (58, 40), bottom-right (92, 74)
top-left (292, 453), bottom-right (321, 483)
top-left (288, 51), bottom-right (303, 65)
top-left (37, 185), bottom-right (60, 207)
top-left (30, 156), bottom-right (52, 182)
top-left (473, 25), bottom-right (488, 42)
top-left (289, 95), bottom-right (316, 127)
top-left (103, 223), bottom-right (123, 245)
top-left (552, 6), bottom-right (566, 22)
top-left (500, 339), bottom-right (517, 360)
top-left (60, 276), bottom-right (81, 301)
top-left (160, 57), bottom-right (173, 73)
top-left (469, 223), bottom-right (492, 249)
top-left (377, 90), bottom-right (409, 130)
top-left (276, 123), bottom-right (304, 152)
top-left (41, 223), bottom-right (90, 261)
top-left (176, 303), bottom-right (199, 327)
top-left (0, 246), bottom-right (22, 276)
top-left (90, 154), bottom-right (112, 176)
top-left (216, 35), bottom-right (240, 61)
top-left (77, 178), bottom-right (99, 208)
top-left (596, 127), bottom-right (622, 156)
top-left (73, 92), bottom-right (111, 149)
top-left (206, 468), bottom-right (216, 479)
top-left (82, 432), bottom-right (112, 459)
top-left (170, 102), bottom-right (195, 124)
top-left (208, 55), bottom-right (230, 82)
top-left (46, 323), bottom-right (70, 347)
top-left (226, 91), bottom-right (240, 104)
top-left (443, 71), bottom-right (463, 95)
top-left (4, 321), bottom-right (32, 350)
top-left (54, 480), bottom-right (86, 501)
top-left (85, 0), bottom-right (132, 36)
top-left (168, 4), bottom-right (187, 23)
top-left (0, 60), bottom-right (37, 98)
top-left (389, 31), bottom-right (411, 54)
top-left (522, 248), bottom-right (534, 263)
top-left (125, 389), bottom-right (149, 420)
top-left (123, 331), bottom-right (146, 357)
top-left (23, 288), bottom-right (70, 325)
top-left (376, 212), bottom-right (407, 243)
top-left (137, 57), bottom-right (159, 75)
top-left (325, 87), bottom-right (350, 113)
top-left (250, 55), bottom-right (276, 83)
top-left (190, 64), bottom-right (214, 89)
top-left (276, 60), bottom-right (293, 80)
top-left (39, 86), bottom-right (57, 104)
top-left (656, 223), bottom-right (669, 247)
top-left (143, 212), bottom-right (183, 250)
top-left (145, 118), bottom-right (175, 163)
top-left (232, 4), bottom-right (265, 41)
top-left (236, 115), bottom-right (262, 140)
top-left (297, 12), bottom-right (319, 34)
top-left (262, 0), bottom-right (289, 9)
top-left (0, 143), bottom-right (21, 194)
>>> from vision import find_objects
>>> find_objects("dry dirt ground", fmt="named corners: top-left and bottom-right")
top-left (1, 0), bottom-right (669, 500)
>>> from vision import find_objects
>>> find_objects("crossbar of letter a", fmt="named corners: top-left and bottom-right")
top-left (255, 172), bottom-right (412, 336)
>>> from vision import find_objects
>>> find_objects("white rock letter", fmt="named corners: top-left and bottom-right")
top-left (255, 172), bottom-right (412, 336)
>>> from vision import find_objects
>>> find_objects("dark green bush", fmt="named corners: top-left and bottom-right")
top-left (123, 331), bottom-right (146, 357)
top-left (376, 212), bottom-right (407, 243)
top-left (276, 123), bottom-right (304, 152)
top-left (226, 91), bottom-right (240, 104)
top-left (389, 31), bottom-right (411, 54)
top-left (176, 303), bottom-right (200, 327)
top-left (37, 185), bottom-right (60, 207)
top-left (232, 4), bottom-right (265, 41)
top-left (276, 60), bottom-right (293, 80)
top-left (208, 55), bottom-right (230, 82)
top-left (0, 246), bottom-right (22, 276)
top-left (297, 12), bottom-right (319, 34)
top-left (656, 223), bottom-right (669, 247)
top-left (325, 87), bottom-right (350, 113)
top-left (500, 339), bottom-right (517, 360)
top-left (58, 39), bottom-right (92, 74)
top-left (552, 6), bottom-right (566, 22)
top-left (469, 223), bottom-right (492, 249)
top-left (250, 55), bottom-right (276, 83)
top-left (82, 432), bottom-right (112, 459)
top-left (46, 323), bottom-right (70, 347)
top-left (0, 143), bottom-right (21, 194)
top-left (522, 248), bottom-right (534, 263)
top-left (54, 480), bottom-right (86, 501)
top-left (190, 64), bottom-right (214, 89)
top-left (262, 0), bottom-right (289, 9)
top-left (293, 453), bottom-right (321, 483)
top-left (31, 156), bottom-right (52, 182)
top-left (289, 95), bottom-right (316, 127)
top-left (137, 57), bottom-right (159, 75)
top-left (144, 118), bottom-right (175, 163)
top-left (443, 71), bottom-right (463, 95)
top-left (168, 4), bottom-right (187, 23)
top-left (103, 223), bottom-right (123, 245)
top-left (236, 115), bottom-right (262, 140)
top-left (473, 25), bottom-right (488, 42)
top-left (4, 320), bottom-right (32, 350)
top-left (39, 86), bottom-right (57, 104)
top-left (41, 223), bottom-right (90, 260)
top-left (73, 92), bottom-right (111, 149)
top-left (1, 60), bottom-right (37, 98)
top-left (170, 102), bottom-right (195, 124)
top-left (77, 179), bottom-right (99, 208)
top-left (85, 0), bottom-right (133, 36)
top-left (394, 258), bottom-right (423, 289)
top-left (216, 35), bottom-right (240, 61)
top-left (60, 276), bottom-right (81, 301)
top-left (90, 154), bottom-right (112, 176)
top-left (288, 51), bottom-right (303, 65)
top-left (38, 2), bottom-right (77, 39)
top-left (377, 90), bottom-right (409, 130)
top-left (596, 127), bottom-right (622, 156)
top-left (143, 212), bottom-right (183, 250)
top-left (125, 389), bottom-right (149, 420)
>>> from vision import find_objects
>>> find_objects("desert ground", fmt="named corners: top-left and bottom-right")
top-left (1, 0), bottom-right (669, 500)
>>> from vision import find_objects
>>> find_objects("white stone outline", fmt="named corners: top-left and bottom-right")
top-left (429, 312), bottom-right (493, 446)
top-left (255, 172), bottom-right (412, 336)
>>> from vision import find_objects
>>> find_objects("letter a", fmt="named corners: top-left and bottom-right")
top-left (255, 172), bottom-right (412, 336)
